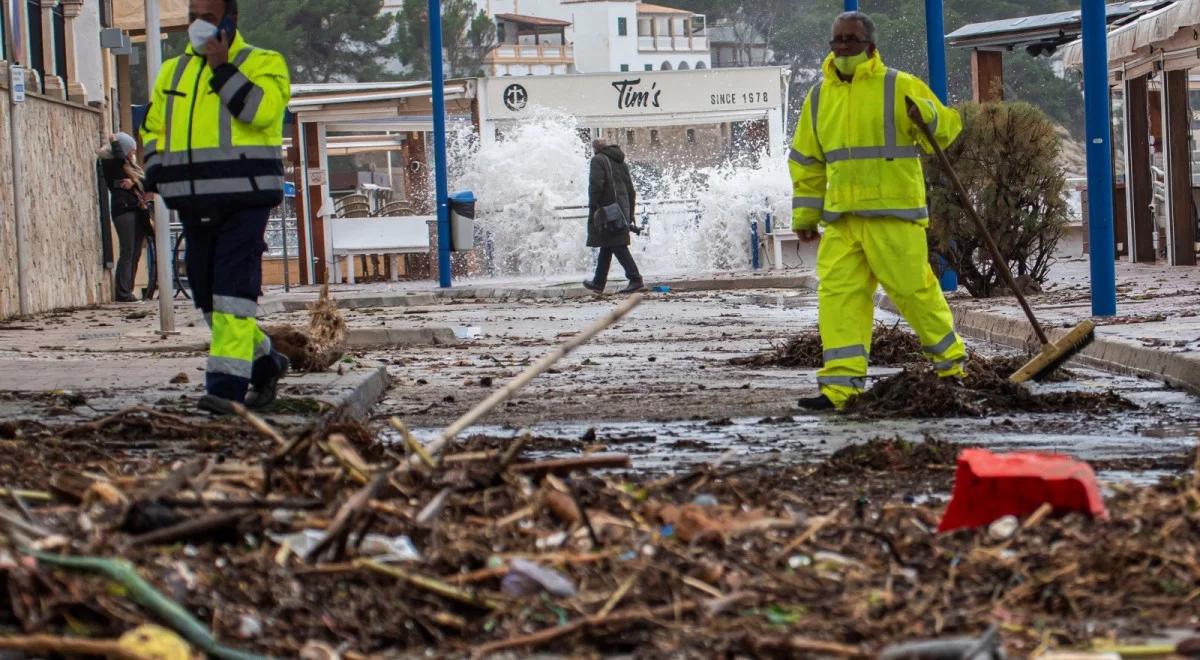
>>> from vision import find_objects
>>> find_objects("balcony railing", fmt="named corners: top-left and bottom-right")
top-left (486, 43), bottom-right (574, 64)
top-left (637, 34), bottom-right (708, 52)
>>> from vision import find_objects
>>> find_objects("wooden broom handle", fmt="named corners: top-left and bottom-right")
top-left (906, 97), bottom-right (1051, 346)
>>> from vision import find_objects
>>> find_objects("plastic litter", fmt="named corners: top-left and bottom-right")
top-left (268, 529), bottom-right (420, 563)
top-left (453, 326), bottom-right (482, 340)
top-left (938, 449), bottom-right (1107, 533)
top-left (880, 624), bottom-right (1005, 659)
top-left (987, 515), bottom-right (1020, 541)
top-left (501, 558), bottom-right (577, 598)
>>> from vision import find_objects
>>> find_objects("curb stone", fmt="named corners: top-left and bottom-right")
top-left (346, 327), bottom-right (458, 348)
top-left (313, 364), bottom-right (391, 421)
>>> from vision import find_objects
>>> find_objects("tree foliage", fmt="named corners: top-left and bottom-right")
top-left (925, 102), bottom-right (1069, 298)
top-left (670, 0), bottom-right (1090, 135)
top-left (392, 0), bottom-right (497, 80)
top-left (236, 0), bottom-right (392, 83)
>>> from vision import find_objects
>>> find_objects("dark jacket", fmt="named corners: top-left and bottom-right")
top-left (587, 145), bottom-right (636, 248)
top-left (100, 141), bottom-right (141, 216)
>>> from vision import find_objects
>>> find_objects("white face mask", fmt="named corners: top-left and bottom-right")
top-left (188, 19), bottom-right (218, 53)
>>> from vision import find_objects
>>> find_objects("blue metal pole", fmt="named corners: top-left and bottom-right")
top-left (844, 0), bottom-right (858, 11)
top-left (1081, 0), bottom-right (1117, 316)
top-left (429, 0), bottom-right (452, 288)
top-left (923, 0), bottom-right (957, 293)
top-left (924, 0), bottom-right (948, 102)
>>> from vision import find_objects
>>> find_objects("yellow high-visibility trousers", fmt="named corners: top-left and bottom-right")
top-left (816, 215), bottom-right (967, 408)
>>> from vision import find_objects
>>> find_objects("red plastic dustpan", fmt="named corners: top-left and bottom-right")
top-left (937, 448), bottom-right (1108, 533)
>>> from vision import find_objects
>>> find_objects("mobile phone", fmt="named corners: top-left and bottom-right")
top-left (217, 15), bottom-right (236, 41)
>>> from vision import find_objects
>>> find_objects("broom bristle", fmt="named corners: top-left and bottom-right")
top-left (1030, 328), bottom-right (1096, 382)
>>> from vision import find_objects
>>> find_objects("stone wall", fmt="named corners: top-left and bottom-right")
top-left (0, 83), bottom-right (108, 318)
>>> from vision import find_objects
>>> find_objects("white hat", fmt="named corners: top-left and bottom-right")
top-left (114, 132), bottom-right (137, 155)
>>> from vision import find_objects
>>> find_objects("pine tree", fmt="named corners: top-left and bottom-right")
top-left (392, 0), bottom-right (497, 80)
top-left (235, 0), bottom-right (391, 83)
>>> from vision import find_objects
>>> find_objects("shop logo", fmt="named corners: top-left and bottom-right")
top-left (612, 79), bottom-right (662, 110)
top-left (503, 84), bottom-right (528, 111)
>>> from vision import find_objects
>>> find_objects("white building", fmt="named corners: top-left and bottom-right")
top-left (479, 0), bottom-right (710, 75)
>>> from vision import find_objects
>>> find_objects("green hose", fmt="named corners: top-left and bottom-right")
top-left (28, 550), bottom-right (272, 660)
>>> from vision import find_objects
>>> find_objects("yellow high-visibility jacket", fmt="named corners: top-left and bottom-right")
top-left (141, 32), bottom-right (290, 212)
top-left (789, 51), bottom-right (961, 232)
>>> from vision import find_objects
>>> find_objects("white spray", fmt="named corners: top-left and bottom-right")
top-left (450, 107), bottom-right (792, 278)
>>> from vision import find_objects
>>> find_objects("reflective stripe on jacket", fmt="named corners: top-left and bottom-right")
top-left (789, 51), bottom-right (962, 232)
top-left (140, 32), bottom-right (291, 211)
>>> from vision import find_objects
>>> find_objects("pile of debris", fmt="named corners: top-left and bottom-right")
top-left (844, 355), bottom-right (1136, 418)
top-left (731, 323), bottom-right (924, 368)
top-left (265, 284), bottom-right (348, 372)
top-left (2, 410), bottom-right (1197, 658)
top-left (733, 328), bottom-right (1075, 384)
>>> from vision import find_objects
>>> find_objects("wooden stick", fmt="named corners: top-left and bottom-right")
top-left (415, 487), bottom-right (454, 526)
top-left (0, 635), bottom-right (147, 659)
top-left (0, 505), bottom-right (52, 539)
top-left (471, 598), bottom-right (701, 658)
top-left (305, 473), bottom-right (388, 564)
top-left (0, 488), bottom-right (52, 502)
top-left (159, 496), bottom-right (324, 510)
top-left (510, 454), bottom-right (631, 476)
top-left (411, 294), bottom-right (644, 465)
top-left (129, 512), bottom-right (248, 547)
top-left (499, 430), bottom-right (531, 470)
top-left (596, 568), bottom-right (641, 618)
top-left (230, 402), bottom-right (287, 446)
top-left (356, 559), bottom-right (502, 610)
top-left (324, 433), bottom-right (372, 485)
top-left (144, 458), bottom-right (209, 502)
top-left (390, 417), bottom-right (436, 468)
top-left (773, 507), bottom-right (843, 561)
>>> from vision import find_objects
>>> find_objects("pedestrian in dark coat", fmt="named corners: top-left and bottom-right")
top-left (584, 140), bottom-right (646, 294)
top-left (97, 132), bottom-right (150, 303)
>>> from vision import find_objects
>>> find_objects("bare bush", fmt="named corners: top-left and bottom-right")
top-left (925, 102), bottom-right (1069, 298)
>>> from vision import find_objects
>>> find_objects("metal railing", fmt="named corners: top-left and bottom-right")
top-left (548, 198), bottom-right (701, 232)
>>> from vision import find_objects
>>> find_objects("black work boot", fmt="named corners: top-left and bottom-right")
top-left (617, 280), bottom-right (647, 294)
top-left (246, 355), bottom-right (289, 410)
top-left (583, 280), bottom-right (605, 294)
top-left (197, 394), bottom-right (238, 416)
top-left (797, 393), bottom-right (837, 412)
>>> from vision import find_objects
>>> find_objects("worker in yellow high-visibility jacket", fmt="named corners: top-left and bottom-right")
top-left (141, 0), bottom-right (291, 415)
top-left (790, 11), bottom-right (968, 411)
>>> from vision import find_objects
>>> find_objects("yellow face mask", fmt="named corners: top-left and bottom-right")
top-left (834, 52), bottom-right (870, 77)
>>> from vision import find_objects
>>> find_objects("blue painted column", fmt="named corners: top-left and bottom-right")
top-left (429, 0), bottom-right (452, 288)
top-left (844, 0), bottom-right (858, 11)
top-left (924, 0), bottom-right (957, 293)
top-left (1081, 0), bottom-right (1117, 316)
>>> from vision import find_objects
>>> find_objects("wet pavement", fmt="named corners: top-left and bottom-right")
top-left (300, 288), bottom-right (1200, 479)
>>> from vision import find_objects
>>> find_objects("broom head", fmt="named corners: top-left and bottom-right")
top-left (1009, 320), bottom-right (1096, 384)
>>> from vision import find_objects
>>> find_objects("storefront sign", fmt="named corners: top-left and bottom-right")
top-left (483, 67), bottom-right (786, 123)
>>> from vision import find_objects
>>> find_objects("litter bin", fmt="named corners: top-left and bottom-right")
top-left (448, 190), bottom-right (476, 251)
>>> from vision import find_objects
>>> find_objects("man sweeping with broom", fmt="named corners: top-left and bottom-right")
top-left (790, 11), bottom-right (968, 411)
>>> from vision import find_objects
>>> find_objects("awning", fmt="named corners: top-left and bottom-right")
top-left (111, 0), bottom-right (189, 34)
top-left (1061, 0), bottom-right (1200, 70)
top-left (494, 13), bottom-right (571, 28)
top-left (637, 3), bottom-right (697, 16)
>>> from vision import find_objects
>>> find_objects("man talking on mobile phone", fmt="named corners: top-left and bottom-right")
top-left (141, 0), bottom-right (292, 415)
